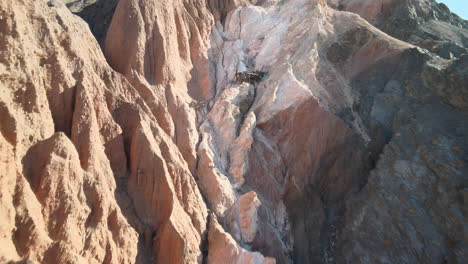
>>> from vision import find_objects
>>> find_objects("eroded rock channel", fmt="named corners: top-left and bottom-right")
top-left (1, 0), bottom-right (467, 263)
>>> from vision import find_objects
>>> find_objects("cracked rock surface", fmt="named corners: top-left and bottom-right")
top-left (1, 0), bottom-right (467, 263)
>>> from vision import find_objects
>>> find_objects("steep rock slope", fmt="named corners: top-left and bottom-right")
top-left (0, 1), bottom-right (139, 262)
top-left (55, 0), bottom-right (119, 43)
top-left (104, 0), bottom-right (276, 262)
top-left (1, 0), bottom-right (467, 263)
top-left (328, 0), bottom-right (468, 58)
top-left (183, 0), bottom-right (467, 262)
top-left (0, 0), bottom-right (208, 263)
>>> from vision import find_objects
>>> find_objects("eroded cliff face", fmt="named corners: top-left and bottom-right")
top-left (1, 0), bottom-right (466, 263)
top-left (328, 0), bottom-right (468, 59)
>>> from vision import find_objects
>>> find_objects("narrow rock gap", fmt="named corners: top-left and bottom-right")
top-left (12, 180), bottom-right (29, 258)
top-left (68, 0), bottom-right (120, 45)
top-left (236, 82), bottom-right (257, 137)
top-left (200, 213), bottom-right (214, 264)
top-left (192, 58), bottom-right (219, 264)
top-left (107, 104), bottom-right (156, 263)
top-left (114, 147), bottom-right (155, 263)
top-left (193, 140), bottom-right (216, 264)
top-left (320, 200), bottom-right (344, 264)
top-left (67, 83), bottom-right (77, 137)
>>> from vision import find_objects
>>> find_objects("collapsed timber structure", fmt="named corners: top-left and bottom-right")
top-left (234, 70), bottom-right (267, 84)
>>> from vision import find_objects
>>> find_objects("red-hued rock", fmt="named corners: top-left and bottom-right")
top-left (0, 0), bottom-right (207, 263)
top-left (1, 0), bottom-right (467, 263)
top-left (207, 215), bottom-right (275, 264)
top-left (226, 191), bottom-right (261, 243)
top-left (104, 0), bottom-right (216, 173)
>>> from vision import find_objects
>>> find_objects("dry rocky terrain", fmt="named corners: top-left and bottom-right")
top-left (0, 0), bottom-right (466, 263)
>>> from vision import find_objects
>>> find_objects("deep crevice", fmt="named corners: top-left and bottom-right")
top-left (72, 0), bottom-right (120, 45)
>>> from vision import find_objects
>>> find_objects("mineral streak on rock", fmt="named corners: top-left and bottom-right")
top-left (1, 0), bottom-right (467, 263)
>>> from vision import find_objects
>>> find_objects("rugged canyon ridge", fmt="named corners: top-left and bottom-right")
top-left (0, 0), bottom-right (467, 263)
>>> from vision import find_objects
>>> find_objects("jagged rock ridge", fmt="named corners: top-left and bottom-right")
top-left (0, 0), bottom-right (466, 263)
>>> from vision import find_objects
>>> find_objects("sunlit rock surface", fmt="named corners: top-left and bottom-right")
top-left (1, 0), bottom-right (466, 263)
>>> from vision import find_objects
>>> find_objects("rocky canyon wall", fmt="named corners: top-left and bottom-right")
top-left (0, 0), bottom-right (466, 263)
